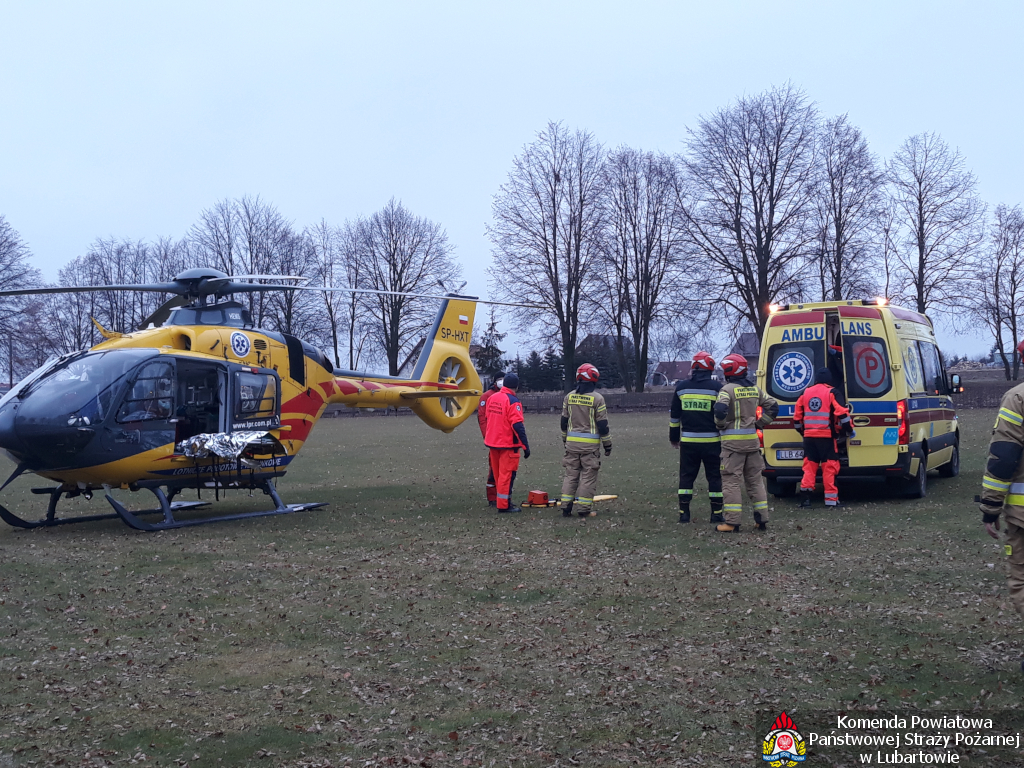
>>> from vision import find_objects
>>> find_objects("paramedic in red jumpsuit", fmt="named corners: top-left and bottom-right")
top-left (794, 367), bottom-right (852, 508)
top-left (477, 371), bottom-right (505, 506)
top-left (483, 372), bottom-right (530, 514)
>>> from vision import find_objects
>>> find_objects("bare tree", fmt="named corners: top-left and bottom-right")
top-left (266, 229), bottom-right (319, 338)
top-left (352, 199), bottom-right (460, 375)
top-left (487, 121), bottom-right (605, 387)
top-left (84, 237), bottom-right (154, 333)
top-left (886, 132), bottom-right (986, 315)
top-left (307, 220), bottom-right (346, 367)
top-left (974, 204), bottom-right (1024, 380)
top-left (235, 195), bottom-right (293, 327)
top-left (37, 256), bottom-right (99, 356)
top-left (812, 115), bottom-right (885, 300)
top-left (680, 84), bottom-right (819, 337)
top-left (188, 199), bottom-right (238, 275)
top-left (338, 221), bottom-right (371, 370)
top-left (595, 147), bottom-right (687, 392)
top-left (0, 216), bottom-right (41, 385)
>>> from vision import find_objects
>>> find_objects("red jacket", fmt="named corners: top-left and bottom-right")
top-left (794, 383), bottom-right (850, 438)
top-left (484, 387), bottom-right (525, 448)
top-left (477, 386), bottom-right (500, 439)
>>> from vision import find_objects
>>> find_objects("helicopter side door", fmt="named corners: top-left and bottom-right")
top-left (113, 357), bottom-right (177, 453)
top-left (228, 365), bottom-right (281, 432)
top-left (175, 359), bottom-right (228, 443)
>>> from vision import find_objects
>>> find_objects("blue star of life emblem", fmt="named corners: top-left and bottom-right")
top-left (773, 351), bottom-right (813, 394)
top-left (230, 331), bottom-right (251, 358)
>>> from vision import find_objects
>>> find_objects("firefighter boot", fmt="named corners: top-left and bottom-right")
top-left (798, 490), bottom-right (813, 509)
top-left (679, 503), bottom-right (690, 524)
top-left (562, 501), bottom-right (574, 518)
top-left (716, 523), bottom-right (740, 533)
top-left (753, 511), bottom-right (767, 531)
top-left (710, 500), bottom-right (724, 524)
top-left (499, 505), bottom-right (522, 514)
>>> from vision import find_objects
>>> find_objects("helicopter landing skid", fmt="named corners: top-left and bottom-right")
top-left (0, 486), bottom-right (210, 529)
top-left (106, 480), bottom-right (326, 531)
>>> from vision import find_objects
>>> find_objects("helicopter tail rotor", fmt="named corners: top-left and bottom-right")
top-left (405, 298), bottom-right (482, 433)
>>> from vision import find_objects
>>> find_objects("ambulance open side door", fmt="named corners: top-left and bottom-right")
top-left (838, 305), bottom-right (898, 469)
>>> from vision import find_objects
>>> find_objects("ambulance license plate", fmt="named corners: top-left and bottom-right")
top-left (777, 449), bottom-right (804, 461)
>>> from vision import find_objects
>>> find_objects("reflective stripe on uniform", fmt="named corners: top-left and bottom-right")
top-left (721, 427), bottom-right (757, 440)
top-left (680, 430), bottom-right (721, 443)
top-left (678, 489), bottom-right (693, 496)
top-left (983, 476), bottom-right (1011, 493)
top-left (723, 503), bottom-right (743, 513)
top-left (708, 491), bottom-right (723, 498)
top-left (669, 419), bottom-right (680, 427)
top-left (1005, 482), bottom-right (1024, 505)
top-left (561, 494), bottom-right (574, 502)
top-left (566, 430), bottom-right (600, 444)
top-left (753, 500), bottom-right (768, 510)
top-left (576, 497), bottom-right (593, 505)
top-left (497, 492), bottom-right (510, 499)
top-left (1000, 408), bottom-right (1024, 426)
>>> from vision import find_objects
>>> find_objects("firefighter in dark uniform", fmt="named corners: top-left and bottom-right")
top-left (477, 371), bottom-right (505, 507)
top-left (484, 372), bottom-right (530, 514)
top-left (714, 354), bottom-right (778, 532)
top-left (979, 339), bottom-right (1024, 670)
top-left (560, 363), bottom-right (612, 518)
top-left (794, 368), bottom-right (852, 508)
top-left (669, 351), bottom-right (724, 524)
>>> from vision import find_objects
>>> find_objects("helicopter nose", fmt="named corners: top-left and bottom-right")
top-left (0, 401), bottom-right (27, 459)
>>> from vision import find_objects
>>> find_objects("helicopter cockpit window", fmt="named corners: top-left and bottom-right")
top-left (116, 361), bottom-right (175, 423)
top-left (234, 372), bottom-right (278, 421)
top-left (15, 349), bottom-right (155, 428)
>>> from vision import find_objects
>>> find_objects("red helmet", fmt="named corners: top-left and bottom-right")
top-left (721, 353), bottom-right (748, 379)
top-left (576, 363), bottom-right (600, 383)
top-left (1017, 338), bottom-right (1024, 357)
top-left (691, 350), bottom-right (715, 371)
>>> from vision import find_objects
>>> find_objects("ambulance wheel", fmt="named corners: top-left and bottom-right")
top-left (904, 461), bottom-right (927, 499)
top-left (766, 479), bottom-right (796, 498)
top-left (938, 441), bottom-right (960, 478)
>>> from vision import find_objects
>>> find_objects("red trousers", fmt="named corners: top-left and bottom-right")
top-left (488, 448), bottom-right (521, 510)
top-left (485, 460), bottom-right (497, 503)
top-left (801, 436), bottom-right (840, 505)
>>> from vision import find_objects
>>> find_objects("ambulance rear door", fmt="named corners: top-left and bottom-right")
top-left (839, 306), bottom-right (898, 468)
top-left (762, 310), bottom-right (827, 468)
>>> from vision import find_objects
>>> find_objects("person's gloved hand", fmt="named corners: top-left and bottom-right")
top-left (604, 445), bottom-right (612, 457)
top-left (523, 448), bottom-right (531, 460)
top-left (670, 441), bottom-right (679, 449)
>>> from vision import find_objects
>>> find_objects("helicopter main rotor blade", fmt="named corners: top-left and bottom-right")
top-left (0, 275), bottom-right (544, 309)
top-left (0, 283), bottom-right (180, 298)
top-left (282, 285), bottom-right (545, 310)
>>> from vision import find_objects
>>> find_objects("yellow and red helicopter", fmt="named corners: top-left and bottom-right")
top-left (0, 268), bottom-right (492, 531)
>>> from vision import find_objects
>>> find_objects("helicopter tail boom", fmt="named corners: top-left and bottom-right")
top-left (319, 297), bottom-right (483, 432)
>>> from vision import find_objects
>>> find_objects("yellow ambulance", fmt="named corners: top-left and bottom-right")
top-left (756, 299), bottom-right (962, 499)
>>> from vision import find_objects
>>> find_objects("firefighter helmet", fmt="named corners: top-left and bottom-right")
top-left (691, 350), bottom-right (715, 371)
top-left (720, 354), bottom-right (748, 379)
top-left (576, 363), bottom-right (600, 383)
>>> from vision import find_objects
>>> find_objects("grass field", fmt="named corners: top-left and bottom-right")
top-left (0, 408), bottom-right (1021, 766)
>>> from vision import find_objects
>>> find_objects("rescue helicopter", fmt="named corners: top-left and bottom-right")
top-left (0, 268), bottom-right (495, 531)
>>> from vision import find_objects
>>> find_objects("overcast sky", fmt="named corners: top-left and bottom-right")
top-left (2, 1), bottom-right (1021, 356)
